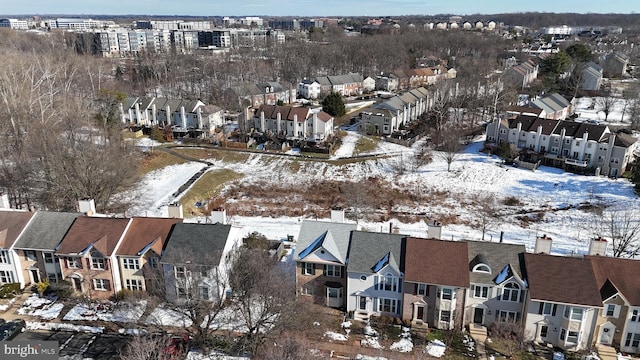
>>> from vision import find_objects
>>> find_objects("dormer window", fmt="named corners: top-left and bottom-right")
top-left (472, 264), bottom-right (492, 274)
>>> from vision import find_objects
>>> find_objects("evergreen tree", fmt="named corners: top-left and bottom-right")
top-left (321, 92), bottom-right (346, 117)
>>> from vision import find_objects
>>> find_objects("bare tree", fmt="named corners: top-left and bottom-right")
top-left (435, 131), bottom-right (463, 172)
top-left (591, 210), bottom-right (640, 258)
top-left (478, 195), bottom-right (499, 241)
top-left (595, 95), bottom-right (618, 122)
top-left (489, 321), bottom-right (525, 358)
top-left (119, 334), bottom-right (165, 360)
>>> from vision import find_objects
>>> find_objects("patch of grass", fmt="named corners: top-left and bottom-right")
top-left (354, 136), bottom-right (379, 155)
top-left (138, 150), bottom-right (187, 175)
top-left (290, 161), bottom-right (301, 173)
top-left (176, 148), bottom-right (250, 163)
top-left (180, 169), bottom-right (243, 217)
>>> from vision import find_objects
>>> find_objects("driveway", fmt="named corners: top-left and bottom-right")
top-left (14, 330), bottom-right (129, 360)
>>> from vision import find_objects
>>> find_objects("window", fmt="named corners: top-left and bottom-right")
top-left (631, 309), bottom-right (639, 322)
top-left (565, 139), bottom-right (571, 144)
top-left (199, 286), bottom-right (209, 300)
top-left (439, 310), bottom-right (451, 322)
top-left (93, 279), bottom-right (109, 291)
top-left (123, 258), bottom-right (140, 270)
top-left (501, 283), bottom-right (520, 302)
top-left (576, 141), bottom-right (581, 146)
top-left (472, 264), bottom-right (491, 273)
top-left (125, 279), bottom-right (143, 291)
top-left (0, 271), bottom-right (15, 284)
top-left (44, 253), bottom-right (54, 264)
top-left (378, 298), bottom-right (400, 314)
top-left (497, 310), bottom-right (518, 322)
top-left (175, 266), bottom-right (186, 278)
top-left (67, 258), bottom-right (80, 269)
top-left (24, 250), bottom-right (37, 261)
top-left (324, 265), bottom-right (341, 277)
top-left (440, 287), bottom-right (453, 300)
top-left (551, 146), bottom-right (559, 154)
top-left (302, 263), bottom-right (315, 275)
top-left (473, 285), bottom-right (490, 299)
top-left (417, 283), bottom-right (427, 296)
top-left (605, 304), bottom-right (618, 318)
top-left (542, 302), bottom-right (554, 315)
top-left (359, 296), bottom-right (367, 310)
top-left (47, 274), bottom-right (58, 283)
top-left (300, 284), bottom-right (315, 296)
top-left (563, 306), bottom-right (584, 321)
top-left (376, 274), bottom-right (400, 292)
top-left (148, 257), bottom-right (159, 269)
top-left (625, 332), bottom-right (640, 348)
top-left (91, 257), bottom-right (105, 270)
top-left (500, 129), bottom-right (507, 134)
top-left (566, 330), bottom-right (579, 344)
top-left (327, 288), bottom-right (342, 298)
top-left (0, 250), bottom-right (10, 264)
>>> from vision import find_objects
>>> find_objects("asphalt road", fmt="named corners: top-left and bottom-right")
top-left (14, 330), bottom-right (129, 359)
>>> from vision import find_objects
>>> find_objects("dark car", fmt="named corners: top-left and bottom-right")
top-left (0, 320), bottom-right (26, 341)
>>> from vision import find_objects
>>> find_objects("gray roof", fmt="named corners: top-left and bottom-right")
top-left (161, 223), bottom-right (231, 265)
top-left (315, 76), bottom-right (332, 86)
top-left (13, 211), bottom-right (81, 251)
top-left (464, 240), bottom-right (526, 285)
top-left (295, 220), bottom-right (357, 263)
top-left (531, 93), bottom-right (571, 114)
top-left (347, 231), bottom-right (405, 274)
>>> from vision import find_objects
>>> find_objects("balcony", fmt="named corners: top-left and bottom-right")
top-left (565, 158), bottom-right (588, 167)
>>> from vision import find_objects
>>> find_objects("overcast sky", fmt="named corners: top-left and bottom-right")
top-left (1, 0), bottom-right (638, 17)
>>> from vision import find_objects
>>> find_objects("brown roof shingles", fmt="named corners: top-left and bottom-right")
top-left (404, 237), bottom-right (469, 287)
top-left (0, 210), bottom-right (34, 249)
top-left (116, 217), bottom-right (182, 256)
top-left (56, 217), bottom-right (131, 256)
top-left (587, 255), bottom-right (640, 306)
top-left (523, 253), bottom-right (602, 307)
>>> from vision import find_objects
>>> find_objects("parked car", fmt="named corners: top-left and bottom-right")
top-left (0, 320), bottom-right (25, 341)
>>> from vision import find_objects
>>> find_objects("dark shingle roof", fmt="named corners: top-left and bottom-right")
top-left (117, 217), bottom-right (182, 256)
top-left (588, 255), bottom-right (640, 306)
top-left (56, 217), bottom-right (130, 256)
top-left (347, 231), bottom-right (405, 274)
top-left (523, 253), bottom-right (601, 307)
top-left (404, 237), bottom-right (469, 287)
top-left (161, 223), bottom-right (231, 265)
top-left (0, 210), bottom-right (35, 249)
top-left (465, 241), bottom-right (526, 285)
top-left (13, 211), bottom-right (81, 251)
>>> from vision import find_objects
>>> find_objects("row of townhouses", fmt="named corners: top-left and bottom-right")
top-left (0, 200), bottom-right (241, 303)
top-left (294, 216), bottom-right (640, 354)
top-left (485, 110), bottom-right (637, 177)
top-left (359, 87), bottom-right (431, 135)
top-left (230, 81), bottom-right (297, 108)
top-left (251, 104), bottom-right (334, 143)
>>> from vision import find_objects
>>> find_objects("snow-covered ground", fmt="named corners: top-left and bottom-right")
top-left (130, 121), bottom-right (639, 257)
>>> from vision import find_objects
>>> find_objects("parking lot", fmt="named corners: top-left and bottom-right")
top-left (14, 329), bottom-right (129, 359)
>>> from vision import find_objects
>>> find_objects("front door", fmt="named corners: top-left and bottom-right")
top-left (473, 307), bottom-right (484, 324)
top-left (30, 269), bottom-right (40, 284)
top-left (72, 277), bottom-right (82, 292)
top-left (599, 326), bottom-right (614, 345)
top-left (417, 305), bottom-right (425, 320)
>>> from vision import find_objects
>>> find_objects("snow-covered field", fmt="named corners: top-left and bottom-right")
top-left (128, 112), bottom-right (639, 257)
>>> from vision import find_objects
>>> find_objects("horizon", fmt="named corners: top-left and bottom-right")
top-left (2, 0), bottom-right (639, 18)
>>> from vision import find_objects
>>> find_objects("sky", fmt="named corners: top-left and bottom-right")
top-left (1, 0), bottom-right (639, 17)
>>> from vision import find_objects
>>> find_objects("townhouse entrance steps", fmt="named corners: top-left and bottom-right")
top-left (468, 323), bottom-right (488, 359)
top-left (596, 344), bottom-right (618, 360)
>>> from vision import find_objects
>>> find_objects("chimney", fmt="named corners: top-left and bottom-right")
top-left (210, 208), bottom-right (227, 224)
top-left (588, 237), bottom-right (608, 256)
top-left (78, 199), bottom-right (96, 216)
top-left (330, 208), bottom-right (345, 223)
top-left (427, 220), bottom-right (442, 240)
top-left (0, 193), bottom-right (10, 209)
top-left (535, 234), bottom-right (552, 254)
top-left (167, 203), bottom-right (184, 219)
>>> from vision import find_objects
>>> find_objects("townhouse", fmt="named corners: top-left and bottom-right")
top-left (360, 87), bottom-right (430, 136)
top-left (115, 217), bottom-right (182, 293)
top-left (402, 237), bottom-right (469, 330)
top-left (298, 79), bottom-right (322, 100)
top-left (12, 211), bottom-right (81, 286)
top-left (315, 73), bottom-right (364, 97)
top-left (486, 116), bottom-right (637, 177)
top-left (252, 104), bottom-right (334, 143)
top-left (120, 97), bottom-right (206, 130)
top-left (295, 219), bottom-right (357, 308)
top-left (56, 217), bottom-right (132, 299)
top-left (0, 210), bottom-right (35, 287)
top-left (160, 222), bottom-right (243, 302)
top-left (346, 231), bottom-right (406, 321)
top-left (230, 82), bottom-right (296, 108)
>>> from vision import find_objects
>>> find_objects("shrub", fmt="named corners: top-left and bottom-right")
top-left (48, 280), bottom-right (74, 300)
top-left (36, 279), bottom-right (50, 295)
top-left (502, 196), bottom-right (522, 206)
top-left (0, 283), bottom-right (20, 299)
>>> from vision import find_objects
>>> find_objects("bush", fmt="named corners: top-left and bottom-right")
top-left (502, 196), bottom-right (522, 206)
top-left (48, 280), bottom-right (74, 300)
top-left (36, 279), bottom-right (50, 295)
top-left (0, 283), bottom-right (20, 299)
